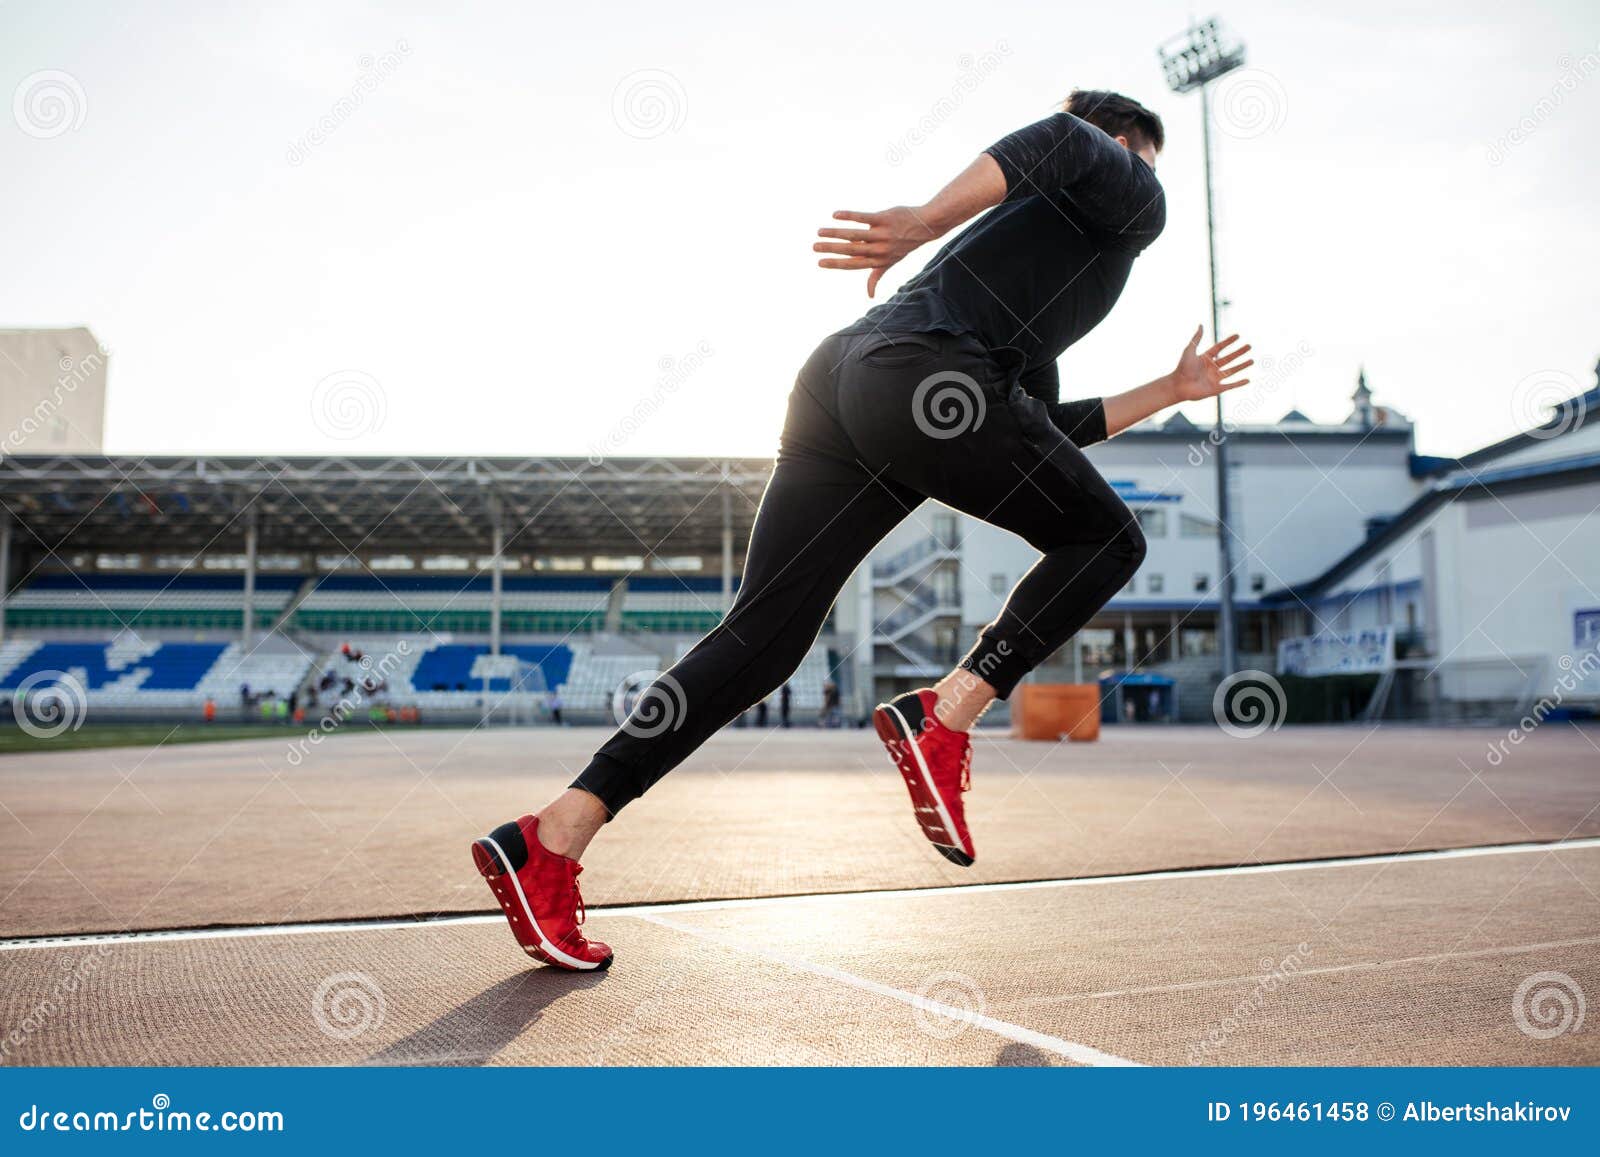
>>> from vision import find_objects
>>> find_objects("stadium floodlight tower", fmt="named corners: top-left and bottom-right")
top-left (1158, 16), bottom-right (1246, 678)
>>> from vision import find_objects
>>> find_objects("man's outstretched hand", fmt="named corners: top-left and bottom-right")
top-left (1102, 328), bottom-right (1255, 439)
top-left (813, 206), bottom-right (941, 298)
top-left (1171, 326), bottom-right (1253, 401)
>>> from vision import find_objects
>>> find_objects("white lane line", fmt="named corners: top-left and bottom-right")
top-left (1023, 934), bottom-right (1600, 1005)
top-left (3, 835), bottom-right (1598, 952)
top-left (635, 910), bottom-right (1140, 1067)
top-left (620, 835), bottom-right (1600, 916)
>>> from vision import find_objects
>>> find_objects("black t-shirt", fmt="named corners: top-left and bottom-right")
top-left (841, 112), bottom-right (1166, 405)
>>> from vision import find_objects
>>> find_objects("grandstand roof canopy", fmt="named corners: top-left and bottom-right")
top-left (0, 455), bottom-right (775, 559)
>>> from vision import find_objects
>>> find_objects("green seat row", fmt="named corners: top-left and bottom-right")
top-left (619, 610), bottom-right (726, 633)
top-left (4, 607), bottom-right (278, 630)
top-left (288, 609), bottom-right (604, 634)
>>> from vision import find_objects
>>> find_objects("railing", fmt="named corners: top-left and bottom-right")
top-left (878, 595), bottom-right (959, 639)
top-left (880, 636), bottom-right (944, 672)
top-left (872, 528), bottom-right (961, 580)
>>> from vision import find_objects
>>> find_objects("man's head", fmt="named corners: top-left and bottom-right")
top-left (1063, 89), bottom-right (1163, 169)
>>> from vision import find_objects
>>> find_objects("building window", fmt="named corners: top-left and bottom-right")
top-left (1136, 508), bottom-right (1168, 537)
top-left (1147, 573), bottom-right (1164, 594)
top-left (1193, 573), bottom-right (1210, 593)
top-left (1181, 514), bottom-right (1218, 538)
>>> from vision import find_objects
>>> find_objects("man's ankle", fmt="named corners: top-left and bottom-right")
top-left (535, 819), bottom-right (578, 860)
top-left (931, 672), bottom-right (997, 732)
top-left (534, 789), bottom-right (608, 861)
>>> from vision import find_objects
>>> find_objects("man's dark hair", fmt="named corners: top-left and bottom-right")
top-left (1063, 89), bottom-right (1164, 153)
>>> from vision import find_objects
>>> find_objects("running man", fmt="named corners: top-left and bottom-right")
top-left (471, 90), bottom-right (1254, 970)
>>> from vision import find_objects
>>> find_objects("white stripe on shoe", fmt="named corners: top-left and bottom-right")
top-left (883, 701), bottom-right (966, 857)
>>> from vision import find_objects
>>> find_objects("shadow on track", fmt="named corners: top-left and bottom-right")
top-left (365, 968), bottom-right (609, 1066)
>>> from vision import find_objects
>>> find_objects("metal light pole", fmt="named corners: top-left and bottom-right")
top-left (1159, 17), bottom-right (1246, 677)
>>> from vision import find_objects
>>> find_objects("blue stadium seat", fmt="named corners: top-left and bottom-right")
top-left (0, 642), bottom-right (229, 691)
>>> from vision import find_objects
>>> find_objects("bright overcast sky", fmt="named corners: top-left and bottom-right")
top-left (3, 0), bottom-right (1596, 459)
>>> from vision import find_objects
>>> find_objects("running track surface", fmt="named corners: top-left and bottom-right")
top-left (2, 725), bottom-right (1597, 1065)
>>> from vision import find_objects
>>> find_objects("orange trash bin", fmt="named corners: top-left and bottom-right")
top-left (1011, 683), bottom-right (1100, 742)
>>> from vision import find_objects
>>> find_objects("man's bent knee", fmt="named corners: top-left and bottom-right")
top-left (1118, 516), bottom-right (1148, 575)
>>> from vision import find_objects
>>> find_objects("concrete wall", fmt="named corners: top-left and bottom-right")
top-left (0, 328), bottom-right (107, 454)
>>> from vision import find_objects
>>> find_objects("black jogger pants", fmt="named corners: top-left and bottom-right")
top-left (573, 329), bottom-right (1146, 815)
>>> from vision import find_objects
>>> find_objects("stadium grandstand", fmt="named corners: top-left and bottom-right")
top-left (0, 455), bottom-right (838, 726)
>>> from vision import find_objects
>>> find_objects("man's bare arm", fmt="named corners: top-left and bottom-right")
top-left (812, 154), bottom-right (1007, 297)
top-left (1101, 328), bottom-right (1253, 438)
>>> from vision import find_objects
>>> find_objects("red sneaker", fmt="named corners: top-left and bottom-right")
top-left (471, 814), bottom-right (613, 971)
top-left (873, 689), bottom-right (975, 866)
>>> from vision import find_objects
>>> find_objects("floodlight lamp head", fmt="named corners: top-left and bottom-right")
top-left (1158, 18), bottom-right (1246, 94)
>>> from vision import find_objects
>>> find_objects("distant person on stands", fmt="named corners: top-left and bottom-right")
top-left (755, 698), bottom-right (768, 728)
top-left (549, 690), bottom-right (563, 726)
top-left (780, 683), bottom-right (792, 729)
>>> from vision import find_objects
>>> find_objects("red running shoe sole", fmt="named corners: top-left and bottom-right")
top-left (873, 703), bottom-right (975, 866)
